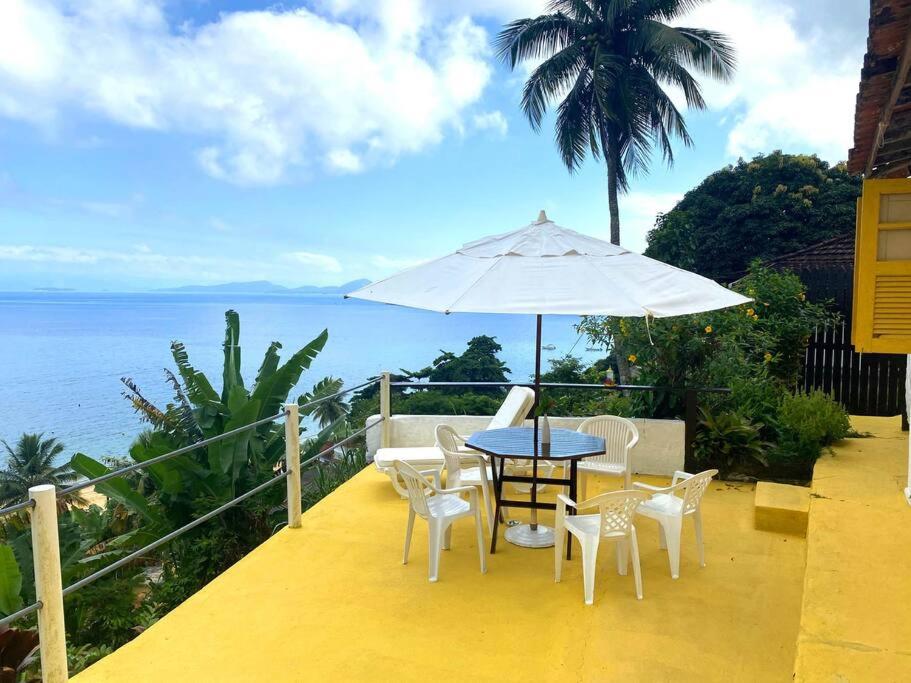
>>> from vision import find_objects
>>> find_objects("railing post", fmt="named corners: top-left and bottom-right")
top-left (29, 485), bottom-right (68, 683)
top-left (380, 372), bottom-right (391, 449)
top-left (684, 388), bottom-right (698, 471)
top-left (284, 404), bottom-right (302, 529)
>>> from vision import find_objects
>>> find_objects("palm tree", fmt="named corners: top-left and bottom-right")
top-left (298, 377), bottom-right (350, 429)
top-left (0, 433), bottom-right (79, 507)
top-left (496, 0), bottom-right (735, 245)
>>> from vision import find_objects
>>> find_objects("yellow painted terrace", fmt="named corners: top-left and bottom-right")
top-left (71, 416), bottom-right (911, 683)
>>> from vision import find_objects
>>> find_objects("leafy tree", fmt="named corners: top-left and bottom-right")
top-left (299, 376), bottom-right (349, 429)
top-left (645, 152), bottom-right (862, 280)
top-left (0, 434), bottom-right (80, 507)
top-left (496, 0), bottom-right (735, 245)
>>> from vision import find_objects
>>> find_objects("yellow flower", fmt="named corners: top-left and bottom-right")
top-left (627, 354), bottom-right (637, 363)
top-left (798, 292), bottom-right (806, 301)
top-left (746, 307), bottom-right (755, 316)
top-left (764, 352), bottom-right (772, 362)
top-left (704, 325), bottom-right (712, 334)
top-left (752, 314), bottom-right (759, 320)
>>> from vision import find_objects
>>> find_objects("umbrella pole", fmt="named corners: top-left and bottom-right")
top-left (531, 314), bottom-right (541, 530)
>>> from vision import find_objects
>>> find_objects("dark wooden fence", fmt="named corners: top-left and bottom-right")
top-left (803, 320), bottom-right (907, 416)
top-left (796, 268), bottom-right (907, 418)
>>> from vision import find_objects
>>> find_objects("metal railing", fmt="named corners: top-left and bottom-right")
top-left (0, 377), bottom-right (381, 682)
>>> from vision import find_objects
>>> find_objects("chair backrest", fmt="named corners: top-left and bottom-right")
top-left (435, 424), bottom-right (464, 489)
top-left (487, 386), bottom-right (535, 430)
top-left (577, 415), bottom-right (639, 469)
top-left (678, 469), bottom-right (717, 515)
top-left (594, 490), bottom-right (649, 538)
top-left (393, 460), bottom-right (433, 518)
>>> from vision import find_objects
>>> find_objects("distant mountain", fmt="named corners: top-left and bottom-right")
top-left (290, 279), bottom-right (370, 294)
top-left (157, 279), bottom-right (370, 295)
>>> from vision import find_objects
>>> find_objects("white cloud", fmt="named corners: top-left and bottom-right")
top-left (473, 111), bottom-right (508, 136)
top-left (679, 0), bottom-right (862, 162)
top-left (619, 192), bottom-right (683, 253)
top-left (0, 0), bottom-right (494, 185)
top-left (286, 251), bottom-right (343, 273)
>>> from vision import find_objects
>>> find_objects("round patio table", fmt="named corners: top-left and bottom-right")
top-left (465, 427), bottom-right (605, 558)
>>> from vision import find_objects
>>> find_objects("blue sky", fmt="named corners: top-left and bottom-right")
top-left (0, 0), bottom-right (867, 290)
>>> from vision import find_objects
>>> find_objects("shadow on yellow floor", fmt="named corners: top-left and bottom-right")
top-left (75, 466), bottom-right (807, 682)
top-left (794, 415), bottom-right (911, 682)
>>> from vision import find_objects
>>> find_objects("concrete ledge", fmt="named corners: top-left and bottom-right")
top-left (754, 481), bottom-right (810, 537)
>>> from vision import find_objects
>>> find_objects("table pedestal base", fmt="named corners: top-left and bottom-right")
top-left (504, 523), bottom-right (554, 548)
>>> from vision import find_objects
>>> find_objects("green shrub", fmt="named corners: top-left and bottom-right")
top-left (774, 390), bottom-right (851, 464)
top-left (693, 408), bottom-right (769, 474)
top-left (64, 574), bottom-right (146, 649)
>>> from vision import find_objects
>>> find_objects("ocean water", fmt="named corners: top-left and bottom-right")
top-left (0, 292), bottom-right (597, 462)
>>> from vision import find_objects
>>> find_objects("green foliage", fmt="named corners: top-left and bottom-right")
top-left (67, 643), bottom-right (114, 676)
top-left (774, 390), bottom-right (851, 464)
top-left (0, 434), bottom-right (80, 508)
top-left (496, 0), bottom-right (735, 244)
top-left (538, 355), bottom-right (634, 418)
top-left (0, 544), bottom-right (22, 617)
top-left (301, 448), bottom-right (368, 510)
top-left (299, 376), bottom-right (349, 429)
top-left (645, 152), bottom-right (861, 280)
top-left (64, 574), bottom-right (146, 649)
top-left (693, 409), bottom-right (769, 473)
top-left (404, 336), bottom-right (510, 390)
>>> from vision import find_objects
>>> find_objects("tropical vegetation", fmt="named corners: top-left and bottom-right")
top-left (0, 311), bottom-right (365, 678)
top-left (496, 0), bottom-right (735, 245)
top-left (644, 152), bottom-right (862, 280)
top-left (0, 434), bottom-right (80, 508)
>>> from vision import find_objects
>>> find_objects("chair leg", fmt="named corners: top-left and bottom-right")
top-left (403, 508), bottom-right (416, 564)
top-left (657, 523), bottom-right (667, 550)
top-left (389, 469), bottom-right (409, 499)
top-left (580, 535), bottom-right (600, 605)
top-left (624, 468), bottom-right (631, 491)
top-left (630, 526), bottom-right (643, 600)
top-left (554, 525), bottom-right (565, 583)
top-left (428, 519), bottom-right (442, 582)
top-left (443, 521), bottom-right (452, 551)
top-left (480, 480), bottom-right (494, 536)
top-left (693, 509), bottom-right (706, 567)
top-left (616, 538), bottom-right (629, 576)
top-left (474, 506), bottom-right (487, 574)
top-left (663, 517), bottom-right (683, 579)
top-left (579, 472), bottom-right (588, 502)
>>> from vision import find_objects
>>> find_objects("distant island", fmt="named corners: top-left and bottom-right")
top-left (156, 279), bottom-right (371, 295)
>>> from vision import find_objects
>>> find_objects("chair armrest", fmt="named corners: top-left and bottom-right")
top-left (419, 468), bottom-right (442, 489)
top-left (632, 481), bottom-right (668, 493)
top-left (671, 470), bottom-right (694, 486)
top-left (556, 493), bottom-right (577, 509)
top-left (458, 454), bottom-right (487, 467)
top-left (439, 485), bottom-right (476, 495)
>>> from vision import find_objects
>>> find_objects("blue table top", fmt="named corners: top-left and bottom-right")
top-left (465, 427), bottom-right (605, 461)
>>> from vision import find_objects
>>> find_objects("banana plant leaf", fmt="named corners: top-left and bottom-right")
top-left (251, 329), bottom-right (328, 421)
top-left (221, 310), bottom-right (245, 405)
top-left (0, 545), bottom-right (23, 617)
top-left (70, 454), bottom-right (167, 529)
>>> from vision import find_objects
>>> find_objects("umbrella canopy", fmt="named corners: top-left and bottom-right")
top-left (347, 211), bottom-right (750, 316)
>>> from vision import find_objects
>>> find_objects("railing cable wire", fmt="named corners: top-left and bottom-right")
top-left (0, 600), bottom-right (42, 628)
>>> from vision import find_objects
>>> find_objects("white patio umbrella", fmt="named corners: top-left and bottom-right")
top-left (347, 211), bottom-right (750, 546)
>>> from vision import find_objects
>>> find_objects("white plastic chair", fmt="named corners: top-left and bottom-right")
top-left (393, 460), bottom-right (487, 582)
top-left (554, 489), bottom-right (650, 604)
top-left (436, 424), bottom-right (495, 534)
top-left (632, 469), bottom-right (718, 579)
top-left (576, 415), bottom-right (638, 498)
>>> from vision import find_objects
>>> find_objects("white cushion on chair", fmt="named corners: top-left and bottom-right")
top-left (374, 446), bottom-right (443, 469)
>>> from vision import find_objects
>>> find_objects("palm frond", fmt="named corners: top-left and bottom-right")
top-left (521, 43), bottom-right (585, 129)
top-left (494, 13), bottom-right (581, 68)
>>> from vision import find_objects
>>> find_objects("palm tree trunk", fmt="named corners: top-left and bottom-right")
top-left (606, 136), bottom-right (621, 247)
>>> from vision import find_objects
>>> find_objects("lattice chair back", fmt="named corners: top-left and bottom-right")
top-left (577, 415), bottom-right (639, 470)
top-left (435, 424), bottom-right (464, 488)
top-left (393, 460), bottom-right (433, 519)
top-left (595, 490), bottom-right (650, 538)
top-left (680, 469), bottom-right (717, 515)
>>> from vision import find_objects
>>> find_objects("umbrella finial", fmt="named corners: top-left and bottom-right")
top-left (536, 210), bottom-right (549, 224)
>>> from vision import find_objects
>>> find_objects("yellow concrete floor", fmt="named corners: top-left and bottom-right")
top-left (794, 415), bottom-right (911, 682)
top-left (75, 467), bottom-right (807, 682)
